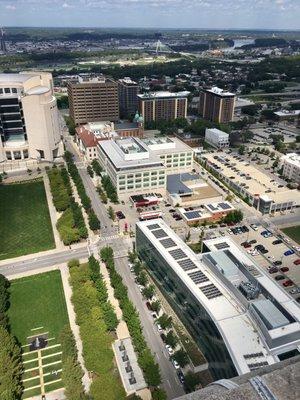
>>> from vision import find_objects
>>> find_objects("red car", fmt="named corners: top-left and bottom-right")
top-left (283, 280), bottom-right (293, 287)
top-left (293, 259), bottom-right (300, 265)
top-left (280, 267), bottom-right (289, 273)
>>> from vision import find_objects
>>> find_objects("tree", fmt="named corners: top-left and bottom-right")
top-left (0, 326), bottom-right (23, 400)
top-left (87, 165), bottom-right (94, 178)
top-left (152, 388), bottom-right (167, 400)
top-left (88, 211), bottom-right (100, 231)
top-left (151, 300), bottom-right (161, 314)
top-left (184, 371), bottom-right (201, 393)
top-left (91, 159), bottom-right (103, 176)
top-left (128, 250), bottom-right (137, 264)
top-left (157, 313), bottom-right (172, 330)
top-left (138, 348), bottom-right (161, 387)
top-left (238, 145), bottom-right (245, 155)
top-left (108, 206), bottom-right (115, 221)
top-left (223, 209), bottom-right (243, 224)
top-left (165, 331), bottom-right (178, 348)
top-left (136, 271), bottom-right (148, 287)
top-left (172, 349), bottom-right (189, 368)
top-left (142, 285), bottom-right (155, 300)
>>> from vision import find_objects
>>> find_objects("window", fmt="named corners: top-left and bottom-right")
top-left (5, 151), bottom-right (12, 160)
top-left (12, 88), bottom-right (17, 93)
top-left (4, 88), bottom-right (10, 94)
top-left (23, 149), bottom-right (28, 159)
top-left (13, 151), bottom-right (21, 160)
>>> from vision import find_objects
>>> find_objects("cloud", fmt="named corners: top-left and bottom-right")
top-left (5, 4), bottom-right (16, 10)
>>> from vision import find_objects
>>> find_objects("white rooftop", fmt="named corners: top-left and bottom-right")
top-left (206, 128), bottom-right (229, 138)
top-left (281, 153), bottom-right (300, 167)
top-left (138, 91), bottom-right (190, 99)
top-left (136, 219), bottom-right (282, 375)
top-left (0, 73), bottom-right (37, 84)
top-left (206, 86), bottom-right (235, 97)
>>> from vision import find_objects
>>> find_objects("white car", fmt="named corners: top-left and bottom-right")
top-left (165, 345), bottom-right (174, 356)
top-left (227, 229), bottom-right (233, 235)
top-left (171, 359), bottom-right (180, 370)
top-left (156, 323), bottom-right (163, 332)
top-left (250, 224), bottom-right (258, 231)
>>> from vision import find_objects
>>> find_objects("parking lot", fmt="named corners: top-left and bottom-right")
top-left (220, 224), bottom-right (300, 297)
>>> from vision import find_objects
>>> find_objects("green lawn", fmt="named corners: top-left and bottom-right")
top-left (282, 226), bottom-right (300, 245)
top-left (8, 271), bottom-right (69, 344)
top-left (0, 179), bottom-right (55, 260)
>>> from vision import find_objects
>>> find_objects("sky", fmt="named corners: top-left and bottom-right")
top-left (0, 0), bottom-right (300, 30)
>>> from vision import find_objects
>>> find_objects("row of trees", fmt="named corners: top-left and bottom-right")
top-left (64, 152), bottom-right (100, 231)
top-left (60, 325), bottom-right (87, 400)
top-left (100, 247), bottom-right (162, 389)
top-left (0, 274), bottom-right (23, 399)
top-left (48, 166), bottom-right (88, 245)
top-left (68, 259), bottom-right (125, 400)
top-left (91, 159), bottom-right (103, 176)
top-left (101, 175), bottom-right (118, 204)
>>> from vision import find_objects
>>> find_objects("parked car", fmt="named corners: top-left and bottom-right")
top-left (116, 211), bottom-right (125, 219)
top-left (250, 224), bottom-right (258, 231)
top-left (156, 323), bottom-right (163, 332)
top-left (275, 275), bottom-right (285, 281)
top-left (284, 250), bottom-right (295, 256)
top-left (165, 345), bottom-right (174, 356)
top-left (171, 358), bottom-right (180, 370)
top-left (146, 302), bottom-right (152, 311)
top-left (293, 259), bottom-right (300, 265)
top-left (280, 267), bottom-right (289, 273)
top-left (227, 229), bottom-right (233, 235)
top-left (249, 239), bottom-right (257, 244)
top-left (268, 267), bottom-right (279, 274)
top-left (160, 333), bottom-right (166, 342)
top-left (177, 370), bottom-right (185, 385)
top-left (274, 260), bottom-right (282, 266)
top-left (283, 280), bottom-right (293, 287)
top-left (272, 239), bottom-right (283, 245)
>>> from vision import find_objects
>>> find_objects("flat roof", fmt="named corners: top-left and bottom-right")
top-left (142, 136), bottom-right (193, 155)
top-left (167, 173), bottom-right (200, 195)
top-left (205, 86), bottom-right (235, 97)
top-left (281, 153), bottom-right (300, 167)
top-left (0, 73), bottom-right (37, 84)
top-left (136, 219), bottom-right (278, 375)
top-left (204, 152), bottom-right (299, 205)
top-left (138, 91), bottom-right (190, 99)
top-left (252, 299), bottom-right (290, 330)
top-left (206, 128), bottom-right (229, 138)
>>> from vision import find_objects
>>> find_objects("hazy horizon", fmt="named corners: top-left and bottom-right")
top-left (1, 0), bottom-right (300, 30)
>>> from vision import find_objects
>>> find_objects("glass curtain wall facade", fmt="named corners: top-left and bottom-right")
top-left (136, 225), bottom-right (237, 380)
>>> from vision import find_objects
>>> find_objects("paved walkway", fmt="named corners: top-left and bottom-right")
top-left (60, 264), bottom-right (91, 392)
top-left (43, 173), bottom-right (64, 250)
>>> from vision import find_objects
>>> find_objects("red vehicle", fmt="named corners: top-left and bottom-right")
top-left (280, 267), bottom-right (289, 273)
top-left (283, 280), bottom-right (293, 287)
top-left (293, 259), bottom-right (300, 265)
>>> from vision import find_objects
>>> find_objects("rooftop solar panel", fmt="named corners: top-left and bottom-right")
top-left (200, 283), bottom-right (222, 299)
top-left (160, 238), bottom-right (176, 249)
top-left (169, 248), bottom-right (187, 260)
top-left (152, 229), bottom-right (168, 239)
top-left (148, 223), bottom-right (160, 230)
top-left (184, 211), bottom-right (201, 220)
top-left (188, 270), bottom-right (209, 284)
top-left (215, 242), bottom-right (230, 250)
top-left (207, 204), bottom-right (218, 211)
top-left (178, 258), bottom-right (198, 271)
top-left (219, 202), bottom-right (231, 210)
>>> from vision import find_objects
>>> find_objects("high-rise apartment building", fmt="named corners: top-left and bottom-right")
top-left (68, 75), bottom-right (119, 125)
top-left (199, 87), bottom-right (235, 123)
top-left (0, 28), bottom-right (7, 53)
top-left (0, 72), bottom-right (63, 162)
top-left (138, 91), bottom-right (189, 123)
top-left (118, 77), bottom-right (139, 118)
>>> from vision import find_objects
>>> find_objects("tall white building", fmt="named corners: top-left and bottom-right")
top-left (280, 153), bottom-right (300, 184)
top-left (0, 72), bottom-right (63, 162)
top-left (205, 128), bottom-right (229, 149)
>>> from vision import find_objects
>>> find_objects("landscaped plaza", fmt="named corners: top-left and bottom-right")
top-left (0, 179), bottom-right (55, 260)
top-left (8, 271), bottom-right (69, 398)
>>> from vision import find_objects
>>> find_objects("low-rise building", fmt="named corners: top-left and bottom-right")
top-left (205, 128), bottom-right (229, 149)
top-left (97, 136), bottom-right (193, 195)
top-left (178, 201), bottom-right (235, 225)
top-left (136, 220), bottom-right (300, 381)
top-left (280, 153), bottom-right (300, 184)
top-left (202, 153), bottom-right (299, 214)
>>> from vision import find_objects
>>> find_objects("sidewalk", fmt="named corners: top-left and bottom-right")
top-left (60, 264), bottom-right (91, 392)
top-left (43, 173), bottom-right (65, 250)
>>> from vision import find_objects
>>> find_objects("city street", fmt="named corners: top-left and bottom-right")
top-left (115, 256), bottom-right (185, 399)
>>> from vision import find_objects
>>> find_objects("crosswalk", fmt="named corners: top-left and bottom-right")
top-left (100, 235), bottom-right (120, 241)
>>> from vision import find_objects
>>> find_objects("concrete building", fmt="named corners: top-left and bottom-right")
top-left (202, 153), bottom-right (299, 214)
top-left (118, 77), bottom-right (139, 118)
top-left (0, 72), bottom-right (63, 162)
top-left (97, 136), bottom-right (193, 195)
top-left (178, 201), bottom-right (235, 225)
top-left (205, 128), bottom-right (229, 149)
top-left (136, 219), bottom-right (300, 381)
top-left (138, 91), bottom-right (189, 123)
top-left (0, 28), bottom-right (7, 53)
top-left (199, 87), bottom-right (235, 123)
top-left (175, 355), bottom-right (300, 400)
top-left (280, 153), bottom-right (300, 184)
top-left (68, 75), bottom-right (119, 125)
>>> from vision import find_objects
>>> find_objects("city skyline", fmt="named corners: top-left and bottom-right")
top-left (1, 0), bottom-right (300, 30)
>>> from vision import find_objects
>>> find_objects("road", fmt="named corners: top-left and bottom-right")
top-left (115, 257), bottom-right (185, 399)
